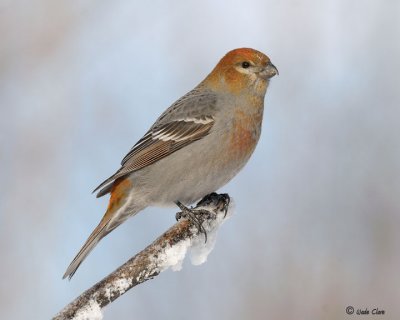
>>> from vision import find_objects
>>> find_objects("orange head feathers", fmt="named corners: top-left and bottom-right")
top-left (203, 48), bottom-right (278, 94)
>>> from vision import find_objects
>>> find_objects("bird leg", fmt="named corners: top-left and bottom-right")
top-left (175, 193), bottom-right (231, 243)
top-left (175, 201), bottom-right (213, 243)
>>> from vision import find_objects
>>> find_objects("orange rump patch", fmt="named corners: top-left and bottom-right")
top-left (106, 177), bottom-right (132, 213)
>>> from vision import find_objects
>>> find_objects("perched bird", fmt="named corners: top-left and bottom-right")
top-left (63, 48), bottom-right (278, 279)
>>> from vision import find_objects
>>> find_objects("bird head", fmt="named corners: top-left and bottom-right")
top-left (204, 48), bottom-right (278, 95)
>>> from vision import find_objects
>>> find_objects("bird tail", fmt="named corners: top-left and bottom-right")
top-left (62, 203), bottom-right (144, 280)
top-left (62, 218), bottom-right (111, 280)
top-left (63, 177), bottom-right (144, 280)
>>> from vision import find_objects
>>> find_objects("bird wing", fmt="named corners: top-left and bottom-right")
top-left (93, 89), bottom-right (217, 197)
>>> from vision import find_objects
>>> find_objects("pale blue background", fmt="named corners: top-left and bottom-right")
top-left (1, 0), bottom-right (399, 319)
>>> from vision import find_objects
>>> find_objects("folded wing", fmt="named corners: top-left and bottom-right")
top-left (93, 116), bottom-right (214, 197)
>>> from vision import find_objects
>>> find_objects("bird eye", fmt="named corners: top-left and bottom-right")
top-left (241, 61), bottom-right (250, 69)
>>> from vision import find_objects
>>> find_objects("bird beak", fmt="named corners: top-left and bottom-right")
top-left (259, 62), bottom-right (279, 80)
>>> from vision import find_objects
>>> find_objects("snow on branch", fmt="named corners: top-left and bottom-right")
top-left (53, 193), bottom-right (233, 320)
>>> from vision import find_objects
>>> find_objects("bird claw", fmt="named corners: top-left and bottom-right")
top-left (175, 211), bottom-right (183, 221)
top-left (175, 193), bottom-right (231, 243)
top-left (175, 202), bottom-right (211, 243)
top-left (197, 192), bottom-right (230, 218)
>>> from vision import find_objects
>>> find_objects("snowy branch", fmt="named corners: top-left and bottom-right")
top-left (53, 193), bottom-right (233, 320)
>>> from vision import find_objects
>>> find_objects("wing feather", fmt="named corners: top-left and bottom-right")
top-left (93, 118), bottom-right (214, 197)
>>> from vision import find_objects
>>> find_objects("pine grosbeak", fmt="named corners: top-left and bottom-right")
top-left (63, 48), bottom-right (278, 279)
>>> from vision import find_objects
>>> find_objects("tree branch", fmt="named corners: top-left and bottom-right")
top-left (53, 193), bottom-right (232, 320)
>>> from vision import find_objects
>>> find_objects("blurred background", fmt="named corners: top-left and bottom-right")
top-left (1, 0), bottom-right (399, 319)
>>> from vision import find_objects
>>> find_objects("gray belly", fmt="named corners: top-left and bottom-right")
top-left (129, 131), bottom-right (256, 206)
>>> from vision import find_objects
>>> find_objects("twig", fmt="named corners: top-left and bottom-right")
top-left (53, 193), bottom-right (232, 320)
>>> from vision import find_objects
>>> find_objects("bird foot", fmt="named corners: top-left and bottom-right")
top-left (175, 193), bottom-right (231, 243)
top-left (196, 192), bottom-right (230, 218)
top-left (175, 202), bottom-right (214, 243)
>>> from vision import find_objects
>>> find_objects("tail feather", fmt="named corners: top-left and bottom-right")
top-left (63, 221), bottom-right (110, 280)
top-left (64, 177), bottom-right (142, 279)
